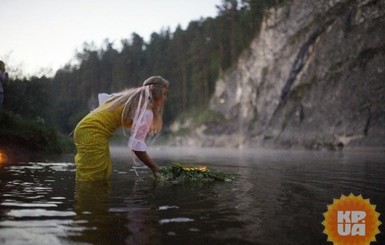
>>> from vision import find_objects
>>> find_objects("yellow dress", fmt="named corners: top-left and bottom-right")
top-left (73, 103), bottom-right (132, 181)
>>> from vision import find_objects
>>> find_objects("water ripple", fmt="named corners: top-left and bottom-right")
top-left (7, 209), bottom-right (76, 218)
top-left (1, 202), bottom-right (58, 208)
top-left (159, 217), bottom-right (194, 225)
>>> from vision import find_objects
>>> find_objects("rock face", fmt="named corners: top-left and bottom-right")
top-left (172, 0), bottom-right (385, 150)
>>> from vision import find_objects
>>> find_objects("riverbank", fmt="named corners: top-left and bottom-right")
top-left (0, 141), bottom-right (38, 163)
top-left (0, 110), bottom-right (74, 163)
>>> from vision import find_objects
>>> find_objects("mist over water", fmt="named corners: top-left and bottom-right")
top-left (1, 146), bottom-right (384, 244)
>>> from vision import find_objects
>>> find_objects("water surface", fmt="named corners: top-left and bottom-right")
top-left (1, 147), bottom-right (384, 244)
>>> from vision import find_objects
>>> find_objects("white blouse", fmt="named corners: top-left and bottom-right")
top-left (128, 109), bottom-right (153, 151)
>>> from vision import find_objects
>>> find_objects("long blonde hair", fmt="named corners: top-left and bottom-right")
top-left (101, 76), bottom-right (169, 134)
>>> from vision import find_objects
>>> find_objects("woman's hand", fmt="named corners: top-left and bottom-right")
top-left (133, 150), bottom-right (160, 177)
top-left (151, 165), bottom-right (161, 178)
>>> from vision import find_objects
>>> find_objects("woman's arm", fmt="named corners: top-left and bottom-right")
top-left (133, 150), bottom-right (160, 177)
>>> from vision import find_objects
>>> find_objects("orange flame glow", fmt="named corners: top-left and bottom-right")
top-left (0, 150), bottom-right (8, 164)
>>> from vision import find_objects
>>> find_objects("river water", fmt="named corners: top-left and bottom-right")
top-left (0, 146), bottom-right (384, 244)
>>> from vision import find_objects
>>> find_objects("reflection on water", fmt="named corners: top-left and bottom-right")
top-left (0, 161), bottom-right (76, 244)
top-left (73, 180), bottom-right (160, 244)
top-left (0, 147), bottom-right (385, 244)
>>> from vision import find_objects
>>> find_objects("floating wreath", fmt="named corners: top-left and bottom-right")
top-left (157, 163), bottom-right (235, 183)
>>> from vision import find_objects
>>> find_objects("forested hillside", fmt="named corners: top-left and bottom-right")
top-left (1, 0), bottom-right (287, 155)
top-left (49, 0), bottom-right (287, 133)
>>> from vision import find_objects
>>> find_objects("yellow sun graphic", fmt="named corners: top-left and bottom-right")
top-left (322, 193), bottom-right (381, 245)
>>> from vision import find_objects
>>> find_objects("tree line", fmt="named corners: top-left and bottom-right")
top-left (3, 0), bottom-right (287, 139)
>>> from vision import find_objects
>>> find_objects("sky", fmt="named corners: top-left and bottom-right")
top-left (1, 0), bottom-right (221, 77)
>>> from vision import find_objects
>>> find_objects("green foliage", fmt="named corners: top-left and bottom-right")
top-left (288, 82), bottom-right (314, 101)
top-left (178, 107), bottom-right (226, 127)
top-left (194, 108), bottom-right (226, 126)
top-left (1, 76), bottom-right (74, 155)
top-left (3, 76), bottom-right (52, 121)
top-left (157, 163), bottom-right (235, 183)
top-left (171, 107), bottom-right (227, 136)
top-left (0, 110), bottom-right (69, 154)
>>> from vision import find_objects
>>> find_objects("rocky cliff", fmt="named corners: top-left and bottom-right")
top-left (171, 0), bottom-right (385, 151)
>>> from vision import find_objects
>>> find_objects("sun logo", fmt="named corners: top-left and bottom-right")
top-left (322, 193), bottom-right (381, 245)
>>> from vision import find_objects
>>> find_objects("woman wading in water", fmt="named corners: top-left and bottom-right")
top-left (73, 76), bottom-right (169, 181)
